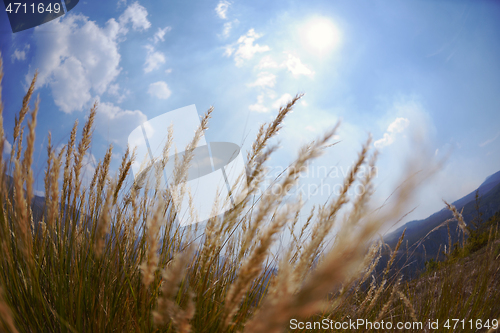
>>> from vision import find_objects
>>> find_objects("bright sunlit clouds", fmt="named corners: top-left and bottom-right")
top-left (300, 17), bottom-right (341, 56)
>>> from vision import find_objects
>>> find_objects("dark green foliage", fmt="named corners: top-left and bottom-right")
top-left (424, 258), bottom-right (440, 272)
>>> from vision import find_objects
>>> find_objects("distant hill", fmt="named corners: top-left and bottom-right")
top-left (380, 170), bottom-right (500, 279)
top-left (4, 174), bottom-right (46, 223)
top-left (3, 174), bottom-right (88, 234)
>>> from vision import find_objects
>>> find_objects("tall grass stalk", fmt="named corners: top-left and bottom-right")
top-left (0, 54), bottom-right (499, 332)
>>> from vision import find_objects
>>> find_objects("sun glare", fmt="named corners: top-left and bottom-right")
top-left (301, 17), bottom-right (341, 56)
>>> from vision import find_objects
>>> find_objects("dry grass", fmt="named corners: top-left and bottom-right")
top-left (0, 53), bottom-right (499, 332)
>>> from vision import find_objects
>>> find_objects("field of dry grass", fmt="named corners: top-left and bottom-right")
top-left (0, 53), bottom-right (499, 332)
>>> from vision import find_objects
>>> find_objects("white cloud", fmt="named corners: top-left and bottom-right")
top-left (371, 98), bottom-right (436, 212)
top-left (95, 100), bottom-right (148, 147)
top-left (387, 117), bottom-right (410, 134)
top-left (144, 44), bottom-right (166, 73)
top-left (249, 94), bottom-right (269, 113)
top-left (107, 83), bottom-right (120, 96)
top-left (248, 72), bottom-right (276, 88)
top-left (226, 29), bottom-right (270, 66)
top-left (148, 81), bottom-right (171, 99)
top-left (479, 131), bottom-right (499, 147)
top-left (118, 2), bottom-right (151, 32)
top-left (284, 53), bottom-right (314, 77)
top-left (267, 90), bottom-right (277, 99)
top-left (215, 0), bottom-right (231, 19)
top-left (374, 133), bottom-right (395, 149)
top-left (224, 45), bottom-right (235, 57)
top-left (165, 68), bottom-right (172, 74)
top-left (2, 139), bottom-right (12, 155)
top-left (106, 83), bottom-right (129, 103)
top-left (222, 22), bottom-right (232, 38)
top-left (272, 93), bottom-right (293, 109)
top-left (11, 44), bottom-right (30, 62)
top-left (257, 55), bottom-right (279, 69)
top-left (249, 104), bottom-right (269, 113)
top-left (153, 26), bottom-right (172, 43)
top-left (49, 56), bottom-right (92, 113)
top-left (28, 3), bottom-right (151, 113)
top-left (219, 19), bottom-right (239, 39)
top-left (374, 117), bottom-right (410, 149)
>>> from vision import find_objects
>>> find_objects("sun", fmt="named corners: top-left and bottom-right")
top-left (301, 17), bottom-right (341, 56)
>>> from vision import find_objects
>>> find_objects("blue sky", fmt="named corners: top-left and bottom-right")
top-left (1, 0), bottom-right (499, 229)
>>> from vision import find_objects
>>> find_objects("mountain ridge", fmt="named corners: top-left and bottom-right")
top-left (386, 170), bottom-right (500, 244)
top-left (381, 169), bottom-right (500, 279)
